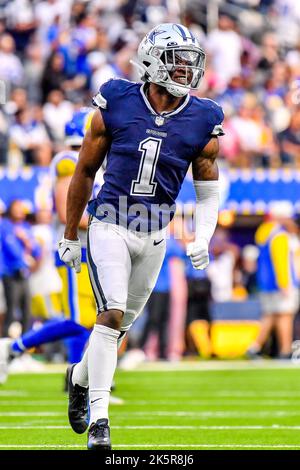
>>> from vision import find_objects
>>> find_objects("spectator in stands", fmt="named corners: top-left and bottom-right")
top-left (88, 52), bottom-right (115, 95)
top-left (277, 107), bottom-right (300, 167)
top-left (0, 108), bottom-right (8, 165)
top-left (240, 244), bottom-right (259, 296)
top-left (207, 228), bottom-right (240, 303)
top-left (9, 107), bottom-right (51, 165)
top-left (247, 201), bottom-right (300, 359)
top-left (1, 200), bottom-right (41, 336)
top-left (40, 52), bottom-right (68, 102)
top-left (256, 32), bottom-right (280, 81)
top-left (185, 256), bottom-right (212, 359)
top-left (217, 75), bottom-right (246, 112)
top-left (4, 0), bottom-right (36, 55)
top-left (218, 106), bottom-right (240, 166)
top-left (206, 14), bottom-right (243, 90)
top-left (0, 218), bottom-right (6, 338)
top-left (0, 33), bottom-right (24, 88)
top-left (24, 42), bottom-right (44, 103)
top-left (230, 94), bottom-right (268, 167)
top-left (34, 0), bottom-right (70, 52)
top-left (42, 89), bottom-right (73, 144)
top-left (5, 88), bottom-right (28, 115)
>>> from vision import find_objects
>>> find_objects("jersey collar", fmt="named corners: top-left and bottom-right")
top-left (140, 83), bottom-right (190, 118)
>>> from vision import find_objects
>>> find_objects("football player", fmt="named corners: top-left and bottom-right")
top-left (59, 23), bottom-right (224, 450)
top-left (0, 111), bottom-right (95, 384)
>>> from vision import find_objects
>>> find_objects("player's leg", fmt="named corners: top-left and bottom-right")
top-left (156, 292), bottom-right (170, 359)
top-left (19, 278), bottom-right (31, 333)
top-left (246, 293), bottom-right (275, 358)
top-left (247, 315), bottom-right (275, 357)
top-left (85, 220), bottom-right (131, 449)
top-left (70, 225), bottom-right (128, 377)
top-left (273, 290), bottom-right (299, 358)
top-left (274, 313), bottom-right (294, 357)
top-left (87, 228), bottom-right (165, 450)
top-left (117, 235), bottom-right (166, 368)
top-left (120, 233), bottom-right (166, 335)
top-left (2, 275), bottom-right (17, 336)
top-left (0, 317), bottom-right (90, 384)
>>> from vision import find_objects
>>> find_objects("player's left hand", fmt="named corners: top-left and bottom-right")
top-left (58, 237), bottom-right (82, 273)
top-left (186, 238), bottom-right (209, 270)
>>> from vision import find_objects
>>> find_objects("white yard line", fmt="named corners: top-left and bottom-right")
top-left (217, 391), bottom-right (300, 397)
top-left (128, 400), bottom-right (296, 406)
top-left (2, 410), bottom-right (300, 418)
top-left (2, 410), bottom-right (300, 417)
top-left (1, 425), bottom-right (300, 430)
top-left (1, 444), bottom-right (300, 449)
top-left (115, 410), bottom-right (300, 417)
top-left (0, 412), bottom-right (64, 416)
top-left (0, 401), bottom-right (66, 406)
top-left (0, 399), bottom-right (297, 406)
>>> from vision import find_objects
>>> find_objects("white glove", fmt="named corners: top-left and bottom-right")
top-left (58, 237), bottom-right (82, 273)
top-left (186, 238), bottom-right (209, 270)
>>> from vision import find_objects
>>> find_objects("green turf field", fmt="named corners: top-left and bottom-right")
top-left (0, 361), bottom-right (300, 450)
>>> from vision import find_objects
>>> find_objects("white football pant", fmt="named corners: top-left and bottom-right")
top-left (87, 218), bottom-right (166, 332)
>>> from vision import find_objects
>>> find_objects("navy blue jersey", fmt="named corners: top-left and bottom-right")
top-left (88, 79), bottom-right (224, 232)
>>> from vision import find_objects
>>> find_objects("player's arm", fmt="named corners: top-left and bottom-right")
top-left (59, 111), bottom-right (111, 272)
top-left (64, 110), bottom-right (110, 239)
top-left (187, 137), bottom-right (219, 270)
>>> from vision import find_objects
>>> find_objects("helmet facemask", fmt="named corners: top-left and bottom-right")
top-left (158, 47), bottom-right (205, 97)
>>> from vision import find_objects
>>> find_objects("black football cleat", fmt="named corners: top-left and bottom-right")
top-left (87, 418), bottom-right (112, 450)
top-left (67, 364), bottom-right (89, 434)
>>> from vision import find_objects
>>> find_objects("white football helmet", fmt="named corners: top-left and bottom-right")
top-left (134, 23), bottom-right (205, 98)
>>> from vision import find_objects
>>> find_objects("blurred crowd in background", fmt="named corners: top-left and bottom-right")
top-left (1, 0), bottom-right (300, 366)
top-left (1, 0), bottom-right (300, 168)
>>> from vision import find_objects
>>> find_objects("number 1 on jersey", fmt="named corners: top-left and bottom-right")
top-left (130, 137), bottom-right (162, 197)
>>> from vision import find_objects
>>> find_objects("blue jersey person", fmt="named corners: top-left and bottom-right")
top-left (59, 23), bottom-right (224, 450)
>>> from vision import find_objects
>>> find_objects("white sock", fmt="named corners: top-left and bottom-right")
top-left (71, 330), bottom-right (125, 389)
top-left (72, 347), bottom-right (89, 388)
top-left (88, 324), bottom-right (119, 424)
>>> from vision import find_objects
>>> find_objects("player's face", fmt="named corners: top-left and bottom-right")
top-left (162, 49), bottom-right (199, 86)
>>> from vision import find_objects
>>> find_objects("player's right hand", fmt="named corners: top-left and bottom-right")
top-left (58, 237), bottom-right (82, 273)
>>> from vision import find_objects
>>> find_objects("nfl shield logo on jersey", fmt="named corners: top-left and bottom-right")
top-left (155, 115), bottom-right (165, 126)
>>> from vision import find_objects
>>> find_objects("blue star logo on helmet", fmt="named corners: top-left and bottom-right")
top-left (148, 29), bottom-right (167, 45)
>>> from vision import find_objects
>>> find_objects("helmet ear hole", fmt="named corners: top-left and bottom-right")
top-left (143, 61), bottom-right (151, 67)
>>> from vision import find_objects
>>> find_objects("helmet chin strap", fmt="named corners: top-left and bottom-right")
top-left (166, 84), bottom-right (189, 97)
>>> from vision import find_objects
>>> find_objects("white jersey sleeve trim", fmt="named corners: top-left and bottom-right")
top-left (92, 92), bottom-right (107, 109)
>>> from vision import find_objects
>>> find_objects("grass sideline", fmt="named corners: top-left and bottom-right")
top-left (0, 361), bottom-right (300, 450)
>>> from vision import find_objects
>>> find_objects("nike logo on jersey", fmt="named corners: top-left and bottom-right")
top-left (91, 398), bottom-right (103, 404)
top-left (62, 247), bottom-right (71, 257)
top-left (154, 239), bottom-right (164, 246)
